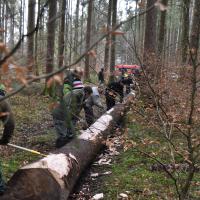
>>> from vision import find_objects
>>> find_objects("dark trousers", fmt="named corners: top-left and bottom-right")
top-left (105, 94), bottom-right (115, 110)
top-left (84, 106), bottom-right (94, 126)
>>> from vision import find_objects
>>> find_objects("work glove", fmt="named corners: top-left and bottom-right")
top-left (0, 138), bottom-right (9, 145)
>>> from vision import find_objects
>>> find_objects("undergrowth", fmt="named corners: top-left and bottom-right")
top-left (98, 110), bottom-right (200, 200)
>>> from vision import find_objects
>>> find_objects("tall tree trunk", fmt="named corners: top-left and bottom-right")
top-left (175, 26), bottom-right (181, 65)
top-left (0, 0), bottom-right (3, 42)
top-left (19, 0), bottom-right (23, 40)
top-left (140, 3), bottom-right (145, 60)
top-left (104, 0), bottom-right (112, 81)
top-left (156, 0), bottom-right (168, 79)
top-left (73, 0), bottom-right (80, 60)
top-left (4, 2), bottom-right (7, 44)
top-left (143, 0), bottom-right (157, 74)
top-left (84, 0), bottom-right (93, 80)
top-left (181, 0), bottom-right (190, 64)
top-left (64, 0), bottom-right (69, 64)
top-left (69, 0), bottom-right (73, 64)
top-left (58, 0), bottom-right (66, 68)
top-left (79, 0), bottom-right (84, 54)
top-left (189, 0), bottom-right (200, 62)
top-left (34, 0), bottom-right (41, 77)
top-left (22, 0), bottom-right (25, 55)
top-left (9, 0), bottom-right (15, 48)
top-left (90, 4), bottom-right (97, 70)
top-left (157, 0), bottom-right (168, 57)
top-left (27, 0), bottom-right (36, 73)
top-left (45, 0), bottom-right (57, 81)
top-left (110, 0), bottom-right (117, 81)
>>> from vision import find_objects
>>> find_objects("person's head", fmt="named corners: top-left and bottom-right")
top-left (101, 68), bottom-right (104, 72)
top-left (84, 86), bottom-right (93, 98)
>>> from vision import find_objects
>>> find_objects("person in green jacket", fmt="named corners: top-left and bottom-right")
top-left (52, 86), bottom-right (92, 148)
top-left (52, 68), bottom-right (90, 148)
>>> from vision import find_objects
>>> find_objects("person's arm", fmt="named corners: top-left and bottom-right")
top-left (0, 100), bottom-right (15, 145)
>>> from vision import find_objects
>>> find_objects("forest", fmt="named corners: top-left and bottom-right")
top-left (0, 0), bottom-right (200, 199)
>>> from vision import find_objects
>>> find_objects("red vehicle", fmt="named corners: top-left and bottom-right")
top-left (114, 64), bottom-right (141, 76)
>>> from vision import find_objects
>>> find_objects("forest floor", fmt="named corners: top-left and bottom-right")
top-left (0, 85), bottom-right (200, 200)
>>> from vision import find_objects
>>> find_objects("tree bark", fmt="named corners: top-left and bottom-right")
top-left (45, 0), bottom-right (57, 82)
top-left (110, 0), bottom-right (117, 81)
top-left (157, 0), bottom-right (168, 57)
top-left (27, 0), bottom-right (36, 72)
top-left (34, 0), bottom-right (41, 77)
top-left (189, 0), bottom-right (200, 62)
top-left (1, 93), bottom-right (135, 200)
top-left (143, 0), bottom-right (157, 73)
top-left (73, 0), bottom-right (80, 60)
top-left (9, 0), bottom-right (15, 48)
top-left (58, 0), bottom-right (66, 68)
top-left (181, 0), bottom-right (190, 64)
top-left (104, 0), bottom-right (112, 81)
top-left (84, 0), bottom-right (93, 80)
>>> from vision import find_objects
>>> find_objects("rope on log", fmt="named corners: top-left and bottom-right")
top-left (1, 92), bottom-right (135, 200)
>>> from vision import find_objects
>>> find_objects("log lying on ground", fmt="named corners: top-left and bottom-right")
top-left (1, 92), bottom-right (135, 200)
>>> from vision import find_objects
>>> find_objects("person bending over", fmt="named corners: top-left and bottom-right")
top-left (105, 80), bottom-right (124, 110)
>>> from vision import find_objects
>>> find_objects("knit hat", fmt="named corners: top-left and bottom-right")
top-left (72, 79), bottom-right (84, 89)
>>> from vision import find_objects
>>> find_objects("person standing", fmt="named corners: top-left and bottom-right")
top-left (52, 67), bottom-right (95, 148)
top-left (105, 80), bottom-right (124, 110)
top-left (83, 86), bottom-right (105, 127)
top-left (98, 68), bottom-right (104, 84)
top-left (121, 74), bottom-right (133, 94)
top-left (52, 68), bottom-right (84, 148)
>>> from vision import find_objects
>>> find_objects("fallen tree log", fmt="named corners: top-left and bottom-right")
top-left (1, 92), bottom-right (135, 200)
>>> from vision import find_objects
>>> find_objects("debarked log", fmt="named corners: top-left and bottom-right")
top-left (1, 92), bottom-right (135, 200)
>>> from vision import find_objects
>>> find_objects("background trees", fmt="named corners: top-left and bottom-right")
top-left (1, 0), bottom-right (198, 80)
